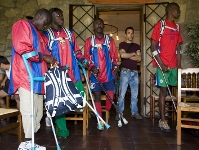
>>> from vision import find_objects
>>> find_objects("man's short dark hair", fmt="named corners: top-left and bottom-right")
top-left (93, 18), bottom-right (104, 24)
top-left (0, 55), bottom-right (10, 65)
top-left (125, 27), bottom-right (134, 34)
top-left (166, 2), bottom-right (179, 15)
top-left (34, 8), bottom-right (52, 21)
top-left (49, 8), bottom-right (63, 14)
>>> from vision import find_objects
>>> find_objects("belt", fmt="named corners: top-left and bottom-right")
top-left (121, 68), bottom-right (137, 72)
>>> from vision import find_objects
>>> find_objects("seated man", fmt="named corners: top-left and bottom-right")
top-left (0, 56), bottom-right (20, 109)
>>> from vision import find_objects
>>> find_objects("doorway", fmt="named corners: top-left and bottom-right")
top-left (97, 7), bottom-right (143, 114)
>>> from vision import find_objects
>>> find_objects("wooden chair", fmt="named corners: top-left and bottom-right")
top-left (177, 68), bottom-right (199, 145)
top-left (150, 74), bottom-right (177, 125)
top-left (0, 108), bottom-right (24, 142)
top-left (181, 73), bottom-right (199, 103)
top-left (87, 91), bottom-right (110, 123)
top-left (65, 85), bottom-right (88, 135)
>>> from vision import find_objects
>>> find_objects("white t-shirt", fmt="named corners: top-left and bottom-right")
top-left (6, 68), bottom-right (10, 79)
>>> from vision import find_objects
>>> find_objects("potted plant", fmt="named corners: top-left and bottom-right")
top-left (185, 20), bottom-right (199, 67)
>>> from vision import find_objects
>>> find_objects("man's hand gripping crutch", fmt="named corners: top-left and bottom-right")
top-left (79, 59), bottom-right (110, 130)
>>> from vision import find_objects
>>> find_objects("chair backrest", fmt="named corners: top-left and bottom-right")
top-left (150, 74), bottom-right (159, 97)
top-left (178, 68), bottom-right (199, 103)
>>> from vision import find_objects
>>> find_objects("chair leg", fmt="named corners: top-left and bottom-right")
top-left (152, 99), bottom-right (155, 126)
top-left (6, 96), bottom-right (10, 109)
top-left (18, 113), bottom-right (24, 142)
top-left (86, 107), bottom-right (89, 128)
top-left (6, 96), bottom-right (10, 122)
top-left (83, 110), bottom-right (86, 136)
top-left (105, 111), bottom-right (109, 123)
top-left (150, 98), bottom-right (152, 120)
top-left (177, 107), bottom-right (181, 145)
top-left (74, 114), bottom-right (77, 124)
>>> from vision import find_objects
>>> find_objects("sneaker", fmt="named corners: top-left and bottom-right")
top-left (97, 121), bottom-right (104, 131)
top-left (158, 119), bottom-right (171, 132)
top-left (115, 114), bottom-right (120, 121)
top-left (131, 113), bottom-right (143, 120)
top-left (45, 117), bottom-right (51, 127)
top-left (57, 136), bottom-right (67, 144)
top-left (18, 140), bottom-right (46, 150)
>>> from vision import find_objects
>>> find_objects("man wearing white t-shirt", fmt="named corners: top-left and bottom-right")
top-left (0, 55), bottom-right (20, 109)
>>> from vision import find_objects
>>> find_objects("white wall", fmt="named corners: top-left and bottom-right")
top-left (112, 30), bottom-right (140, 50)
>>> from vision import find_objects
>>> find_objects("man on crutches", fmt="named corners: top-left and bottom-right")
top-left (150, 2), bottom-right (183, 132)
top-left (10, 9), bottom-right (56, 148)
top-left (84, 18), bottom-right (119, 130)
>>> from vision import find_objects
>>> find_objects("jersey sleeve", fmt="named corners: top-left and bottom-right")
top-left (109, 37), bottom-right (119, 66)
top-left (83, 38), bottom-right (95, 69)
top-left (177, 26), bottom-right (183, 44)
top-left (71, 32), bottom-right (85, 62)
top-left (12, 20), bottom-right (42, 62)
top-left (150, 21), bottom-right (161, 43)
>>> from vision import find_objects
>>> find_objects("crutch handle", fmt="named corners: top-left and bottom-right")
top-left (22, 51), bottom-right (45, 90)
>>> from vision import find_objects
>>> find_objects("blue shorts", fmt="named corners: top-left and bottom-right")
top-left (90, 80), bottom-right (114, 92)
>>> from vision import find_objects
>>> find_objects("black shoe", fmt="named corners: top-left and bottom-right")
top-left (115, 114), bottom-right (120, 121)
top-left (131, 113), bottom-right (143, 120)
top-left (57, 136), bottom-right (66, 144)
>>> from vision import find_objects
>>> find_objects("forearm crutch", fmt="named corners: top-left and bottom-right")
top-left (92, 73), bottom-right (128, 127)
top-left (22, 51), bottom-right (61, 150)
top-left (78, 62), bottom-right (110, 129)
top-left (153, 56), bottom-right (177, 112)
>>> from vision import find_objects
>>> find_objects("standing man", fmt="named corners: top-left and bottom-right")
top-left (150, 2), bottom-right (183, 132)
top-left (43, 8), bottom-right (87, 143)
top-left (117, 27), bottom-right (142, 120)
top-left (84, 18), bottom-right (118, 130)
top-left (9, 9), bottom-right (56, 141)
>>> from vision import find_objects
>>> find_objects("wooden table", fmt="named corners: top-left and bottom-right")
top-left (0, 108), bottom-right (24, 142)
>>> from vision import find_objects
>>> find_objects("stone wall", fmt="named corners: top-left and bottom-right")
top-left (0, 0), bottom-right (199, 67)
top-left (0, 0), bottom-right (89, 58)
top-left (156, 0), bottom-right (199, 68)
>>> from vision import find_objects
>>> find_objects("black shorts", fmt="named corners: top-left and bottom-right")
top-left (0, 79), bottom-right (9, 94)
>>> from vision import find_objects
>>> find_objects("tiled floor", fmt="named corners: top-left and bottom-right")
top-left (1, 103), bottom-right (199, 150)
top-left (1, 112), bottom-right (199, 150)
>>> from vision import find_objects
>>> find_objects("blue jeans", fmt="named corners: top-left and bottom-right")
top-left (118, 70), bottom-right (139, 115)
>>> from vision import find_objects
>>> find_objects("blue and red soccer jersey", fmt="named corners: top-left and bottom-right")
top-left (9, 20), bottom-right (49, 95)
top-left (84, 35), bottom-right (118, 83)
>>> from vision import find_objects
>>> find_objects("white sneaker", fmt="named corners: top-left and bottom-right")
top-left (18, 140), bottom-right (46, 150)
top-left (45, 117), bottom-right (51, 127)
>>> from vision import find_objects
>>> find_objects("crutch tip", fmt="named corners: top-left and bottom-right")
top-left (56, 145), bottom-right (61, 150)
top-left (104, 123), bottom-right (110, 129)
